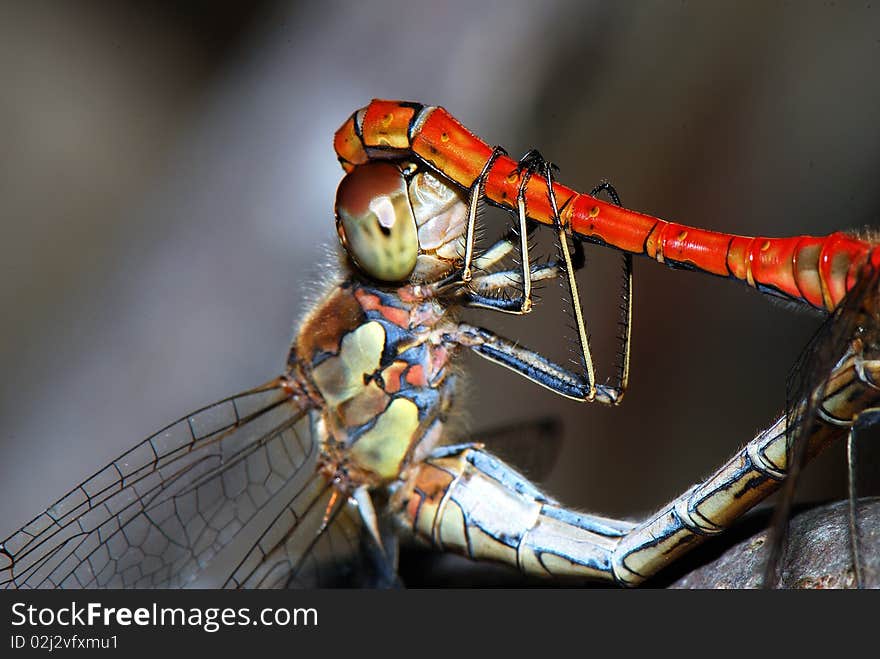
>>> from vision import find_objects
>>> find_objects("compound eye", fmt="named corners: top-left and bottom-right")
top-left (335, 162), bottom-right (419, 283)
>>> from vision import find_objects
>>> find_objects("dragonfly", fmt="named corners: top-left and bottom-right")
top-left (2, 102), bottom-right (878, 589)
top-left (337, 99), bottom-right (880, 584)
top-left (338, 100), bottom-right (876, 315)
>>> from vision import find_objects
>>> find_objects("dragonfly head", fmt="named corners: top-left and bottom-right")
top-left (335, 161), bottom-right (468, 284)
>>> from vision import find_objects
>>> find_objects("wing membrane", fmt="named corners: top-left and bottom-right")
top-left (476, 416), bottom-right (563, 483)
top-left (0, 378), bottom-right (323, 588)
top-left (765, 260), bottom-right (880, 584)
top-left (225, 474), bottom-right (367, 588)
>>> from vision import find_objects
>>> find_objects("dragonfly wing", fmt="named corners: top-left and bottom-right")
top-left (224, 471), bottom-right (407, 588)
top-left (0, 378), bottom-right (321, 589)
top-left (225, 473), bottom-right (368, 588)
top-left (767, 259), bottom-right (880, 584)
top-left (475, 416), bottom-right (563, 484)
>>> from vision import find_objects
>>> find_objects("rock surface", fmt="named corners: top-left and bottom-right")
top-left (669, 498), bottom-right (880, 589)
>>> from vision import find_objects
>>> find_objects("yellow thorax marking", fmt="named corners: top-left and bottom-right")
top-left (350, 398), bottom-right (419, 480)
top-left (311, 321), bottom-right (385, 407)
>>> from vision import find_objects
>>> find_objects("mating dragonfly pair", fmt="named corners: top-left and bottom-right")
top-left (3, 100), bottom-right (879, 588)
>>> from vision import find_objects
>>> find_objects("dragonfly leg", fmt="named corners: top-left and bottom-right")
top-left (543, 165), bottom-right (633, 404)
top-left (454, 164), bottom-right (632, 403)
top-left (466, 179), bottom-right (592, 277)
top-left (440, 164), bottom-right (632, 407)
top-left (589, 181), bottom-right (622, 206)
top-left (458, 261), bottom-right (562, 312)
top-left (446, 321), bottom-right (621, 405)
top-left (470, 229), bottom-right (517, 271)
top-left (462, 145), bottom-right (508, 282)
top-left (460, 160), bottom-right (633, 401)
top-left (587, 181), bottom-right (633, 403)
top-left (394, 444), bottom-right (632, 582)
top-left (510, 150), bottom-right (553, 314)
top-left (455, 149), bottom-right (550, 313)
top-left (846, 428), bottom-right (864, 588)
top-left (469, 225), bottom-right (548, 274)
top-left (450, 222), bottom-right (564, 313)
top-left (437, 154), bottom-right (555, 316)
top-left (845, 406), bottom-right (880, 588)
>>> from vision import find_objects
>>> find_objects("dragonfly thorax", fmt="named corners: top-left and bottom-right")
top-left (335, 161), bottom-right (468, 285)
top-left (294, 279), bottom-right (458, 491)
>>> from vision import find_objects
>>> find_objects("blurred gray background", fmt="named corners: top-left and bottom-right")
top-left (3, 1), bottom-right (880, 546)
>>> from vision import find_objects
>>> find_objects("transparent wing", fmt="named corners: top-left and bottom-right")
top-left (765, 259), bottom-right (880, 584)
top-left (225, 474), bottom-right (371, 588)
top-left (476, 416), bottom-right (563, 484)
top-left (0, 378), bottom-right (327, 589)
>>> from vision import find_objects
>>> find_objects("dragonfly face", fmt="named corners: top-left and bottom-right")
top-left (335, 161), bottom-right (470, 284)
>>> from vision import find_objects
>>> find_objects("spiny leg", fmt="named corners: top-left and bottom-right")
top-left (543, 160), bottom-right (596, 399)
top-left (845, 407), bottom-right (880, 589)
top-left (441, 251), bottom-right (561, 313)
top-left (588, 181), bottom-right (633, 399)
top-left (588, 181), bottom-right (633, 394)
top-left (589, 181), bottom-right (621, 206)
top-left (447, 203), bottom-right (629, 405)
top-left (465, 262), bottom-right (561, 298)
top-left (542, 164), bottom-right (633, 403)
top-left (446, 322), bottom-right (621, 405)
top-left (457, 149), bottom-right (633, 401)
top-left (462, 145), bottom-right (507, 282)
top-left (472, 230), bottom-right (516, 271)
top-left (470, 225), bottom-right (545, 274)
top-left (847, 427), bottom-right (863, 588)
top-left (458, 231), bottom-right (563, 312)
top-left (460, 157), bottom-right (633, 403)
top-left (464, 148), bottom-right (557, 315)
top-left (512, 149), bottom-right (549, 314)
top-left (456, 162), bottom-right (558, 313)
top-left (452, 149), bottom-right (549, 315)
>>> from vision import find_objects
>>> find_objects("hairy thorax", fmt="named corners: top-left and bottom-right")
top-left (290, 278), bottom-right (458, 490)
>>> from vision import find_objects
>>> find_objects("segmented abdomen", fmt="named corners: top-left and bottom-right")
top-left (335, 99), bottom-right (877, 312)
